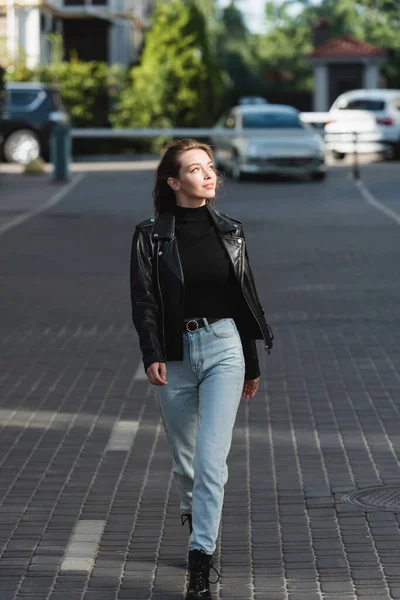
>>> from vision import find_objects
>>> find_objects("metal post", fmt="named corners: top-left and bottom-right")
top-left (353, 130), bottom-right (360, 180)
top-left (50, 123), bottom-right (71, 182)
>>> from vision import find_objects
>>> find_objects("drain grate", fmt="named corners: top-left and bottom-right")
top-left (343, 486), bottom-right (400, 511)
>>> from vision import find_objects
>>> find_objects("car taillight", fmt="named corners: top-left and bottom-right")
top-left (325, 119), bottom-right (336, 125)
top-left (376, 117), bottom-right (394, 126)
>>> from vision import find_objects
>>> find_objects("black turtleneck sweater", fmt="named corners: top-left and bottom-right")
top-left (174, 203), bottom-right (260, 380)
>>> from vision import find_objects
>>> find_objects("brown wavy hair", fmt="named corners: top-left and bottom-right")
top-left (153, 138), bottom-right (223, 217)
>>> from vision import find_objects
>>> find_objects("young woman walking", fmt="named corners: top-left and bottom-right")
top-left (130, 138), bottom-right (273, 600)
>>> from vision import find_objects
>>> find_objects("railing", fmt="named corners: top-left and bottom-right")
top-left (52, 111), bottom-right (389, 182)
top-left (69, 113), bottom-right (332, 139)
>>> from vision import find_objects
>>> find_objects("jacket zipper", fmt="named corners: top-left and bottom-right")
top-left (155, 241), bottom-right (167, 359)
top-left (241, 240), bottom-right (271, 355)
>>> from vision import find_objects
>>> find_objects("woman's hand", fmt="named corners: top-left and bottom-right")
top-left (242, 377), bottom-right (259, 400)
top-left (146, 362), bottom-right (168, 386)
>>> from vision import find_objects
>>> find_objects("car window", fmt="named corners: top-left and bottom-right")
top-left (340, 99), bottom-right (386, 111)
top-left (10, 91), bottom-right (40, 108)
top-left (242, 112), bottom-right (303, 129)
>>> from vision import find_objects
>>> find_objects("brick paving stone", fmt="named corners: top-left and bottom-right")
top-left (253, 595), bottom-right (286, 600)
top-left (322, 597), bottom-right (356, 600)
top-left (83, 593), bottom-right (116, 600)
top-left (49, 595), bottom-right (83, 600)
top-left (287, 595), bottom-right (321, 600)
top-left (146, 595), bottom-right (182, 600)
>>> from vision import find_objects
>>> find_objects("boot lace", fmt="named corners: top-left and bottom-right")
top-left (209, 564), bottom-right (221, 585)
top-left (190, 550), bottom-right (221, 588)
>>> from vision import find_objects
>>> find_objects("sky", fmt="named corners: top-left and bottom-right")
top-left (217, 0), bottom-right (268, 34)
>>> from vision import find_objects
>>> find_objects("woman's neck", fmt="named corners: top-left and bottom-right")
top-left (175, 198), bottom-right (206, 209)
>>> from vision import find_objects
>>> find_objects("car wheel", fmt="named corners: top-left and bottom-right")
top-left (311, 171), bottom-right (327, 182)
top-left (390, 143), bottom-right (400, 160)
top-left (332, 150), bottom-right (346, 160)
top-left (3, 129), bottom-right (41, 164)
top-left (231, 154), bottom-right (244, 181)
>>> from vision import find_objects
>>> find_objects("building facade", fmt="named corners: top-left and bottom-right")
top-left (0, 0), bottom-right (157, 67)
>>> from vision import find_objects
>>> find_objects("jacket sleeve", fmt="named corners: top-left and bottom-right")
top-left (241, 225), bottom-right (274, 350)
top-left (130, 226), bottom-right (165, 371)
top-left (239, 333), bottom-right (260, 381)
top-left (241, 225), bottom-right (266, 317)
top-left (236, 224), bottom-right (270, 378)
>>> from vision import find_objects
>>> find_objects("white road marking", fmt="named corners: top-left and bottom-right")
top-left (355, 179), bottom-right (400, 227)
top-left (0, 173), bottom-right (85, 237)
top-left (106, 420), bottom-right (139, 451)
top-left (61, 520), bottom-right (105, 572)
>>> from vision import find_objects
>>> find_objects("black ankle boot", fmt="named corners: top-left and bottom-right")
top-left (185, 549), bottom-right (220, 600)
top-left (181, 513), bottom-right (193, 535)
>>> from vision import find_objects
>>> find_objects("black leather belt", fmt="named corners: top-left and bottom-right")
top-left (184, 317), bottom-right (222, 333)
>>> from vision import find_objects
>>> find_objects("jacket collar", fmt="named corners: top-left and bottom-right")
top-left (152, 204), bottom-right (238, 240)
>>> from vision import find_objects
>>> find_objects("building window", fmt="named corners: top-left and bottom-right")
top-left (63, 0), bottom-right (107, 4)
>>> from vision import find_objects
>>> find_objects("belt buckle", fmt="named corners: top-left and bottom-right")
top-left (186, 319), bottom-right (200, 333)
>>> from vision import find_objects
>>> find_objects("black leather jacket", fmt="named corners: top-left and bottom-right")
top-left (130, 204), bottom-right (274, 378)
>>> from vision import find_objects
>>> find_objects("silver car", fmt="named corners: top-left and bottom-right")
top-left (211, 104), bottom-right (326, 181)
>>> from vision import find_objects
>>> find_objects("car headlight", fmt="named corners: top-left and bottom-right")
top-left (247, 143), bottom-right (259, 158)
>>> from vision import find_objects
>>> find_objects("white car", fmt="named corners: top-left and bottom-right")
top-left (211, 104), bottom-right (326, 181)
top-left (325, 89), bottom-right (400, 157)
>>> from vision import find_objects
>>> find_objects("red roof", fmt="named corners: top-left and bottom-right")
top-left (309, 35), bottom-right (387, 58)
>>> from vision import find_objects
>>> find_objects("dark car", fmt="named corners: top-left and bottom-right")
top-left (0, 82), bottom-right (69, 164)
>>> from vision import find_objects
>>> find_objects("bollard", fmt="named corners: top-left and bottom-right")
top-left (50, 122), bottom-right (71, 182)
top-left (352, 130), bottom-right (360, 180)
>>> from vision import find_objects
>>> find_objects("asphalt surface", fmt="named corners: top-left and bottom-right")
top-left (1, 161), bottom-right (400, 600)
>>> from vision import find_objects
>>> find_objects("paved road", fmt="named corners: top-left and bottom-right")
top-left (1, 162), bottom-right (400, 600)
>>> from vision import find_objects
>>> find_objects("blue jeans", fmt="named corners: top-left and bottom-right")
top-left (155, 317), bottom-right (245, 554)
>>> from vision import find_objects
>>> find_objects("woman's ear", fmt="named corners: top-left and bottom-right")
top-left (167, 177), bottom-right (180, 191)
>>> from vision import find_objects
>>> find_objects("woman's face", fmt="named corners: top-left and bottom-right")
top-left (168, 148), bottom-right (217, 202)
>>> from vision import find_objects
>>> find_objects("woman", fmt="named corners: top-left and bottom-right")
top-left (130, 138), bottom-right (273, 600)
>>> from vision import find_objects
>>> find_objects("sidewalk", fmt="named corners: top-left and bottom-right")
top-left (0, 158), bottom-right (158, 234)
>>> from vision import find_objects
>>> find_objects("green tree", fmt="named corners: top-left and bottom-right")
top-left (257, 0), bottom-right (400, 91)
top-left (305, 0), bottom-right (400, 86)
top-left (112, 0), bottom-right (223, 130)
top-left (255, 1), bottom-right (313, 91)
top-left (216, 1), bottom-right (262, 102)
top-left (192, 0), bottom-right (220, 49)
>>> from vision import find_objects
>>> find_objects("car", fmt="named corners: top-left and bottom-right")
top-left (211, 104), bottom-right (326, 181)
top-left (0, 82), bottom-right (69, 164)
top-left (325, 89), bottom-right (400, 158)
